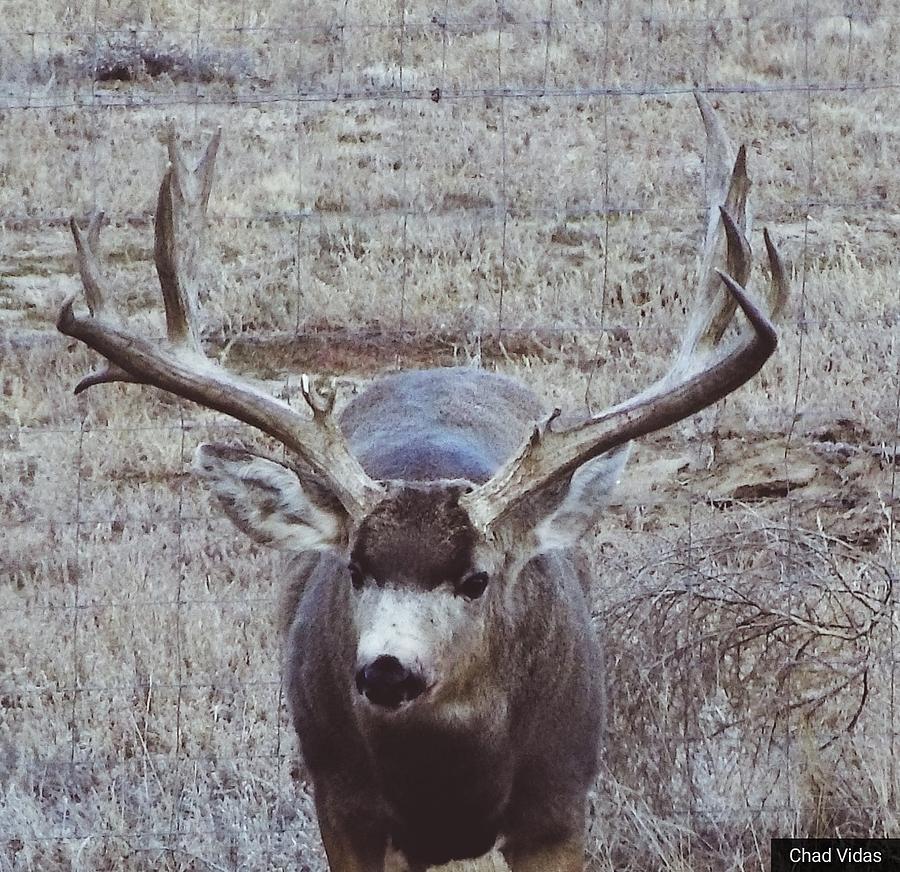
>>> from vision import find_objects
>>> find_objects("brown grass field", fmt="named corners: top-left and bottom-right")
top-left (1, 1), bottom-right (899, 869)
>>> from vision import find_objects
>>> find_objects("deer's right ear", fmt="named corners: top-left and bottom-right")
top-left (192, 443), bottom-right (350, 552)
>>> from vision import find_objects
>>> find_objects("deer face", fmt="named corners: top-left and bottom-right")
top-left (348, 485), bottom-right (489, 713)
top-left (193, 448), bottom-right (513, 716)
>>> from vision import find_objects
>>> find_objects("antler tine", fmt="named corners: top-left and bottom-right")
top-left (686, 94), bottom-right (753, 359)
top-left (694, 91), bottom-right (735, 216)
top-left (86, 210), bottom-right (102, 252)
top-left (73, 363), bottom-right (141, 394)
top-left (460, 94), bottom-right (788, 533)
top-left (301, 373), bottom-right (338, 418)
top-left (154, 166), bottom-right (202, 353)
top-left (66, 210), bottom-right (149, 393)
top-left (196, 127), bottom-right (221, 212)
top-left (671, 203), bottom-right (752, 379)
top-left (157, 127), bottom-right (221, 351)
top-left (69, 213), bottom-right (107, 318)
top-left (698, 147), bottom-right (751, 348)
top-left (721, 205), bottom-right (752, 286)
top-left (165, 125), bottom-right (221, 210)
top-left (165, 125), bottom-right (192, 202)
top-left (764, 228), bottom-right (790, 320)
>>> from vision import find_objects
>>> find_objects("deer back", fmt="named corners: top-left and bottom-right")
top-left (339, 368), bottom-right (545, 483)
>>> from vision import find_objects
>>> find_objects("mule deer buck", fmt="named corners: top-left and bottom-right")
top-left (58, 94), bottom-right (787, 871)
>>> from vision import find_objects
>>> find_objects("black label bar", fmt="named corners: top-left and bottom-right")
top-left (772, 840), bottom-right (900, 871)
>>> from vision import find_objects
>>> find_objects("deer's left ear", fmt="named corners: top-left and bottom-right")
top-left (193, 443), bottom-right (350, 552)
top-left (534, 444), bottom-right (631, 548)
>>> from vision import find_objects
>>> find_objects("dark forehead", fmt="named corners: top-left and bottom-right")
top-left (351, 486), bottom-right (476, 586)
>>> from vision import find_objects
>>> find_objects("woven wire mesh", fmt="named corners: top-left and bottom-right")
top-left (2, 1), bottom-right (899, 869)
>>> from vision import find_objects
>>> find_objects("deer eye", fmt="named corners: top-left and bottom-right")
top-left (456, 571), bottom-right (489, 601)
top-left (349, 562), bottom-right (365, 590)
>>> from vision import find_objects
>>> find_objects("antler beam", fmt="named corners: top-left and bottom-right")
top-left (58, 129), bottom-right (383, 520)
top-left (460, 93), bottom-right (790, 532)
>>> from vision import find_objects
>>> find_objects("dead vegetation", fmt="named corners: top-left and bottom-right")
top-left (603, 520), bottom-right (893, 800)
top-left (587, 516), bottom-right (898, 870)
top-left (1, 0), bottom-right (899, 870)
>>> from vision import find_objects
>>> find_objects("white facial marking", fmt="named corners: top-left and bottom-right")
top-left (354, 585), bottom-right (470, 695)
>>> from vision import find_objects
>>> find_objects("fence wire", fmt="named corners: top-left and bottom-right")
top-left (2, 1), bottom-right (900, 870)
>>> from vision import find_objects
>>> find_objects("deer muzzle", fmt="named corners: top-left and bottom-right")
top-left (355, 655), bottom-right (427, 709)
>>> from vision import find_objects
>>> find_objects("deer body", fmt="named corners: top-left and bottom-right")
top-left (56, 96), bottom-right (788, 871)
top-left (284, 368), bottom-right (602, 869)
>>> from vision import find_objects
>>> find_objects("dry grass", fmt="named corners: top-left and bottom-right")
top-left (1, 1), bottom-right (899, 869)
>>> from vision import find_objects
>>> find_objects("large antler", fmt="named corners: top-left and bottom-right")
top-left (460, 93), bottom-right (790, 532)
top-left (58, 129), bottom-right (384, 520)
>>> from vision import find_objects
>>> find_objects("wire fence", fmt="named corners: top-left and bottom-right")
top-left (2, 1), bottom-right (900, 869)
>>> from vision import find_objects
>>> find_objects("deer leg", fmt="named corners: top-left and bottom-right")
top-left (502, 832), bottom-right (585, 872)
top-left (316, 794), bottom-right (386, 872)
top-left (383, 842), bottom-right (422, 872)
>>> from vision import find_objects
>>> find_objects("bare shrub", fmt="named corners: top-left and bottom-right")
top-left (593, 512), bottom-right (894, 868)
top-left (32, 38), bottom-right (258, 88)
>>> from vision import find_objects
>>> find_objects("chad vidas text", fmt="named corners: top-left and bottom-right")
top-left (790, 845), bottom-right (884, 864)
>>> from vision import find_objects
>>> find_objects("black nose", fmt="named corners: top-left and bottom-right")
top-left (355, 655), bottom-right (426, 708)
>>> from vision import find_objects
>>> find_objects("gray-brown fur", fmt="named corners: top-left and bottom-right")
top-left (279, 373), bottom-right (604, 869)
top-left (351, 486), bottom-right (476, 590)
top-left (341, 368), bottom-right (544, 483)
